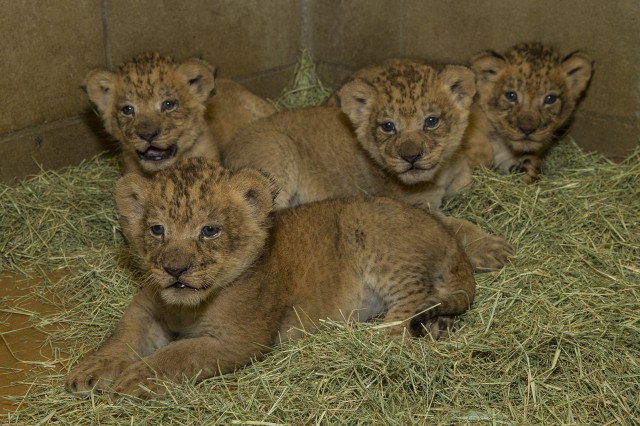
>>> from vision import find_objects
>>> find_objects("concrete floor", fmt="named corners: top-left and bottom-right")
top-left (0, 273), bottom-right (66, 415)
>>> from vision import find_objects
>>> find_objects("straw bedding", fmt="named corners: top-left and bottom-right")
top-left (1, 56), bottom-right (638, 425)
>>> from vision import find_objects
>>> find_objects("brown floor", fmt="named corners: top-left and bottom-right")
top-left (0, 273), bottom-right (66, 415)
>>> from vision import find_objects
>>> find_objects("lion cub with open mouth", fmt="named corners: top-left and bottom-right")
top-left (66, 158), bottom-right (475, 398)
top-left (84, 52), bottom-right (275, 176)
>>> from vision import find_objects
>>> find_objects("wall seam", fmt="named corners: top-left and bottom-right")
top-left (301, 0), bottom-right (312, 52)
top-left (101, 0), bottom-right (112, 67)
top-left (400, 0), bottom-right (407, 56)
top-left (0, 115), bottom-right (98, 142)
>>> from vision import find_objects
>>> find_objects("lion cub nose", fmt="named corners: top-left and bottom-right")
top-left (397, 140), bottom-right (423, 165)
top-left (138, 130), bottom-right (160, 143)
top-left (163, 263), bottom-right (191, 278)
top-left (519, 126), bottom-right (538, 136)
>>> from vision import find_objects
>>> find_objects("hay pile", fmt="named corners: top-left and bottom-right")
top-left (1, 59), bottom-right (639, 424)
top-left (275, 49), bottom-right (332, 109)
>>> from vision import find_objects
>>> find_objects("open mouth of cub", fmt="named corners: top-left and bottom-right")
top-left (138, 145), bottom-right (177, 162)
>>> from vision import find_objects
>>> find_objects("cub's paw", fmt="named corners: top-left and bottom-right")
top-left (66, 354), bottom-right (133, 396)
top-left (466, 234), bottom-right (514, 272)
top-left (509, 155), bottom-right (542, 184)
top-left (410, 315), bottom-right (458, 339)
top-left (112, 361), bottom-right (164, 399)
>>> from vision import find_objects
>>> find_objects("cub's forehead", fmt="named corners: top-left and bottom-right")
top-left (114, 53), bottom-right (182, 97)
top-left (507, 43), bottom-right (561, 66)
top-left (368, 64), bottom-right (446, 114)
top-left (146, 166), bottom-right (232, 221)
top-left (503, 43), bottom-right (564, 82)
top-left (371, 64), bottom-right (439, 97)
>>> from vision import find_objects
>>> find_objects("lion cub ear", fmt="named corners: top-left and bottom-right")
top-left (339, 79), bottom-right (377, 126)
top-left (471, 51), bottom-right (506, 86)
top-left (229, 169), bottom-right (276, 220)
top-left (561, 51), bottom-right (593, 100)
top-left (177, 58), bottom-right (216, 103)
top-left (115, 174), bottom-right (151, 242)
top-left (83, 69), bottom-right (117, 115)
top-left (439, 65), bottom-right (477, 109)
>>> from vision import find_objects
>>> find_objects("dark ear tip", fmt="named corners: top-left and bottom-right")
top-left (255, 168), bottom-right (281, 202)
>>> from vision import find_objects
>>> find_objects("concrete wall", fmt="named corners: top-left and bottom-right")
top-left (1, 0), bottom-right (637, 182)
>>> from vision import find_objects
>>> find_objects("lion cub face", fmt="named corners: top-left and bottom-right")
top-left (339, 62), bottom-right (476, 185)
top-left (472, 42), bottom-right (593, 155)
top-left (116, 158), bottom-right (274, 306)
top-left (84, 52), bottom-right (216, 175)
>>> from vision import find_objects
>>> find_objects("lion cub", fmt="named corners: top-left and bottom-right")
top-left (224, 60), bottom-right (475, 211)
top-left (66, 158), bottom-right (475, 398)
top-left (84, 52), bottom-right (275, 176)
top-left (224, 61), bottom-right (512, 270)
top-left (465, 42), bottom-right (593, 183)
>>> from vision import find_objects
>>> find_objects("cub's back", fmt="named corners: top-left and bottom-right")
top-left (223, 107), bottom-right (379, 203)
top-left (269, 196), bottom-right (463, 272)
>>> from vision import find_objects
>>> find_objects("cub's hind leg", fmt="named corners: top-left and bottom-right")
top-left (439, 215), bottom-right (513, 271)
top-left (382, 249), bottom-right (476, 339)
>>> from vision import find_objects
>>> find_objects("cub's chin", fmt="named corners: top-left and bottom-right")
top-left (396, 167), bottom-right (439, 185)
top-left (509, 138), bottom-right (547, 155)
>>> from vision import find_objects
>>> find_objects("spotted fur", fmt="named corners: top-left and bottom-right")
top-left (225, 60), bottom-right (476, 211)
top-left (66, 158), bottom-right (476, 398)
top-left (84, 53), bottom-right (276, 176)
top-left (224, 61), bottom-right (512, 272)
top-left (84, 52), bottom-right (221, 176)
top-left (465, 42), bottom-right (593, 183)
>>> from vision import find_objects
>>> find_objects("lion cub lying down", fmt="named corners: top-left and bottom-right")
top-left (465, 42), bottom-right (593, 183)
top-left (84, 52), bottom-right (275, 176)
top-left (66, 158), bottom-right (476, 398)
top-left (224, 59), bottom-right (475, 212)
top-left (224, 60), bottom-right (512, 270)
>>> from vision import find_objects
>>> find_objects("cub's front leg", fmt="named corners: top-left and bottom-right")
top-left (66, 294), bottom-right (170, 396)
top-left (508, 154), bottom-right (543, 184)
top-left (111, 335), bottom-right (266, 399)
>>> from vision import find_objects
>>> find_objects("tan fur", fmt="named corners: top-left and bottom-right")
top-left (464, 42), bottom-right (593, 183)
top-left (207, 78), bottom-right (277, 150)
top-left (225, 60), bottom-right (475, 211)
top-left (224, 60), bottom-right (512, 270)
top-left (84, 52), bottom-right (274, 176)
top-left (66, 158), bottom-right (475, 398)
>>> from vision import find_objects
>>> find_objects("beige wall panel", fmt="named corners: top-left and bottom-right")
top-left (569, 113), bottom-right (639, 161)
top-left (405, 0), bottom-right (640, 118)
top-left (311, 0), bottom-right (404, 68)
top-left (0, 1), bottom-right (105, 133)
top-left (107, 0), bottom-right (302, 78)
top-left (241, 70), bottom-right (295, 101)
top-left (317, 64), bottom-right (353, 91)
top-left (405, 0), bottom-right (639, 157)
top-left (0, 116), bottom-right (115, 184)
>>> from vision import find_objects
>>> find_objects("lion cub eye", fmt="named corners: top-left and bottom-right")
top-left (504, 91), bottom-right (518, 103)
top-left (543, 94), bottom-right (558, 105)
top-left (150, 224), bottom-right (165, 237)
top-left (161, 100), bottom-right (178, 112)
top-left (423, 116), bottom-right (440, 130)
top-left (200, 225), bottom-right (222, 239)
top-left (120, 105), bottom-right (135, 116)
top-left (379, 122), bottom-right (396, 133)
